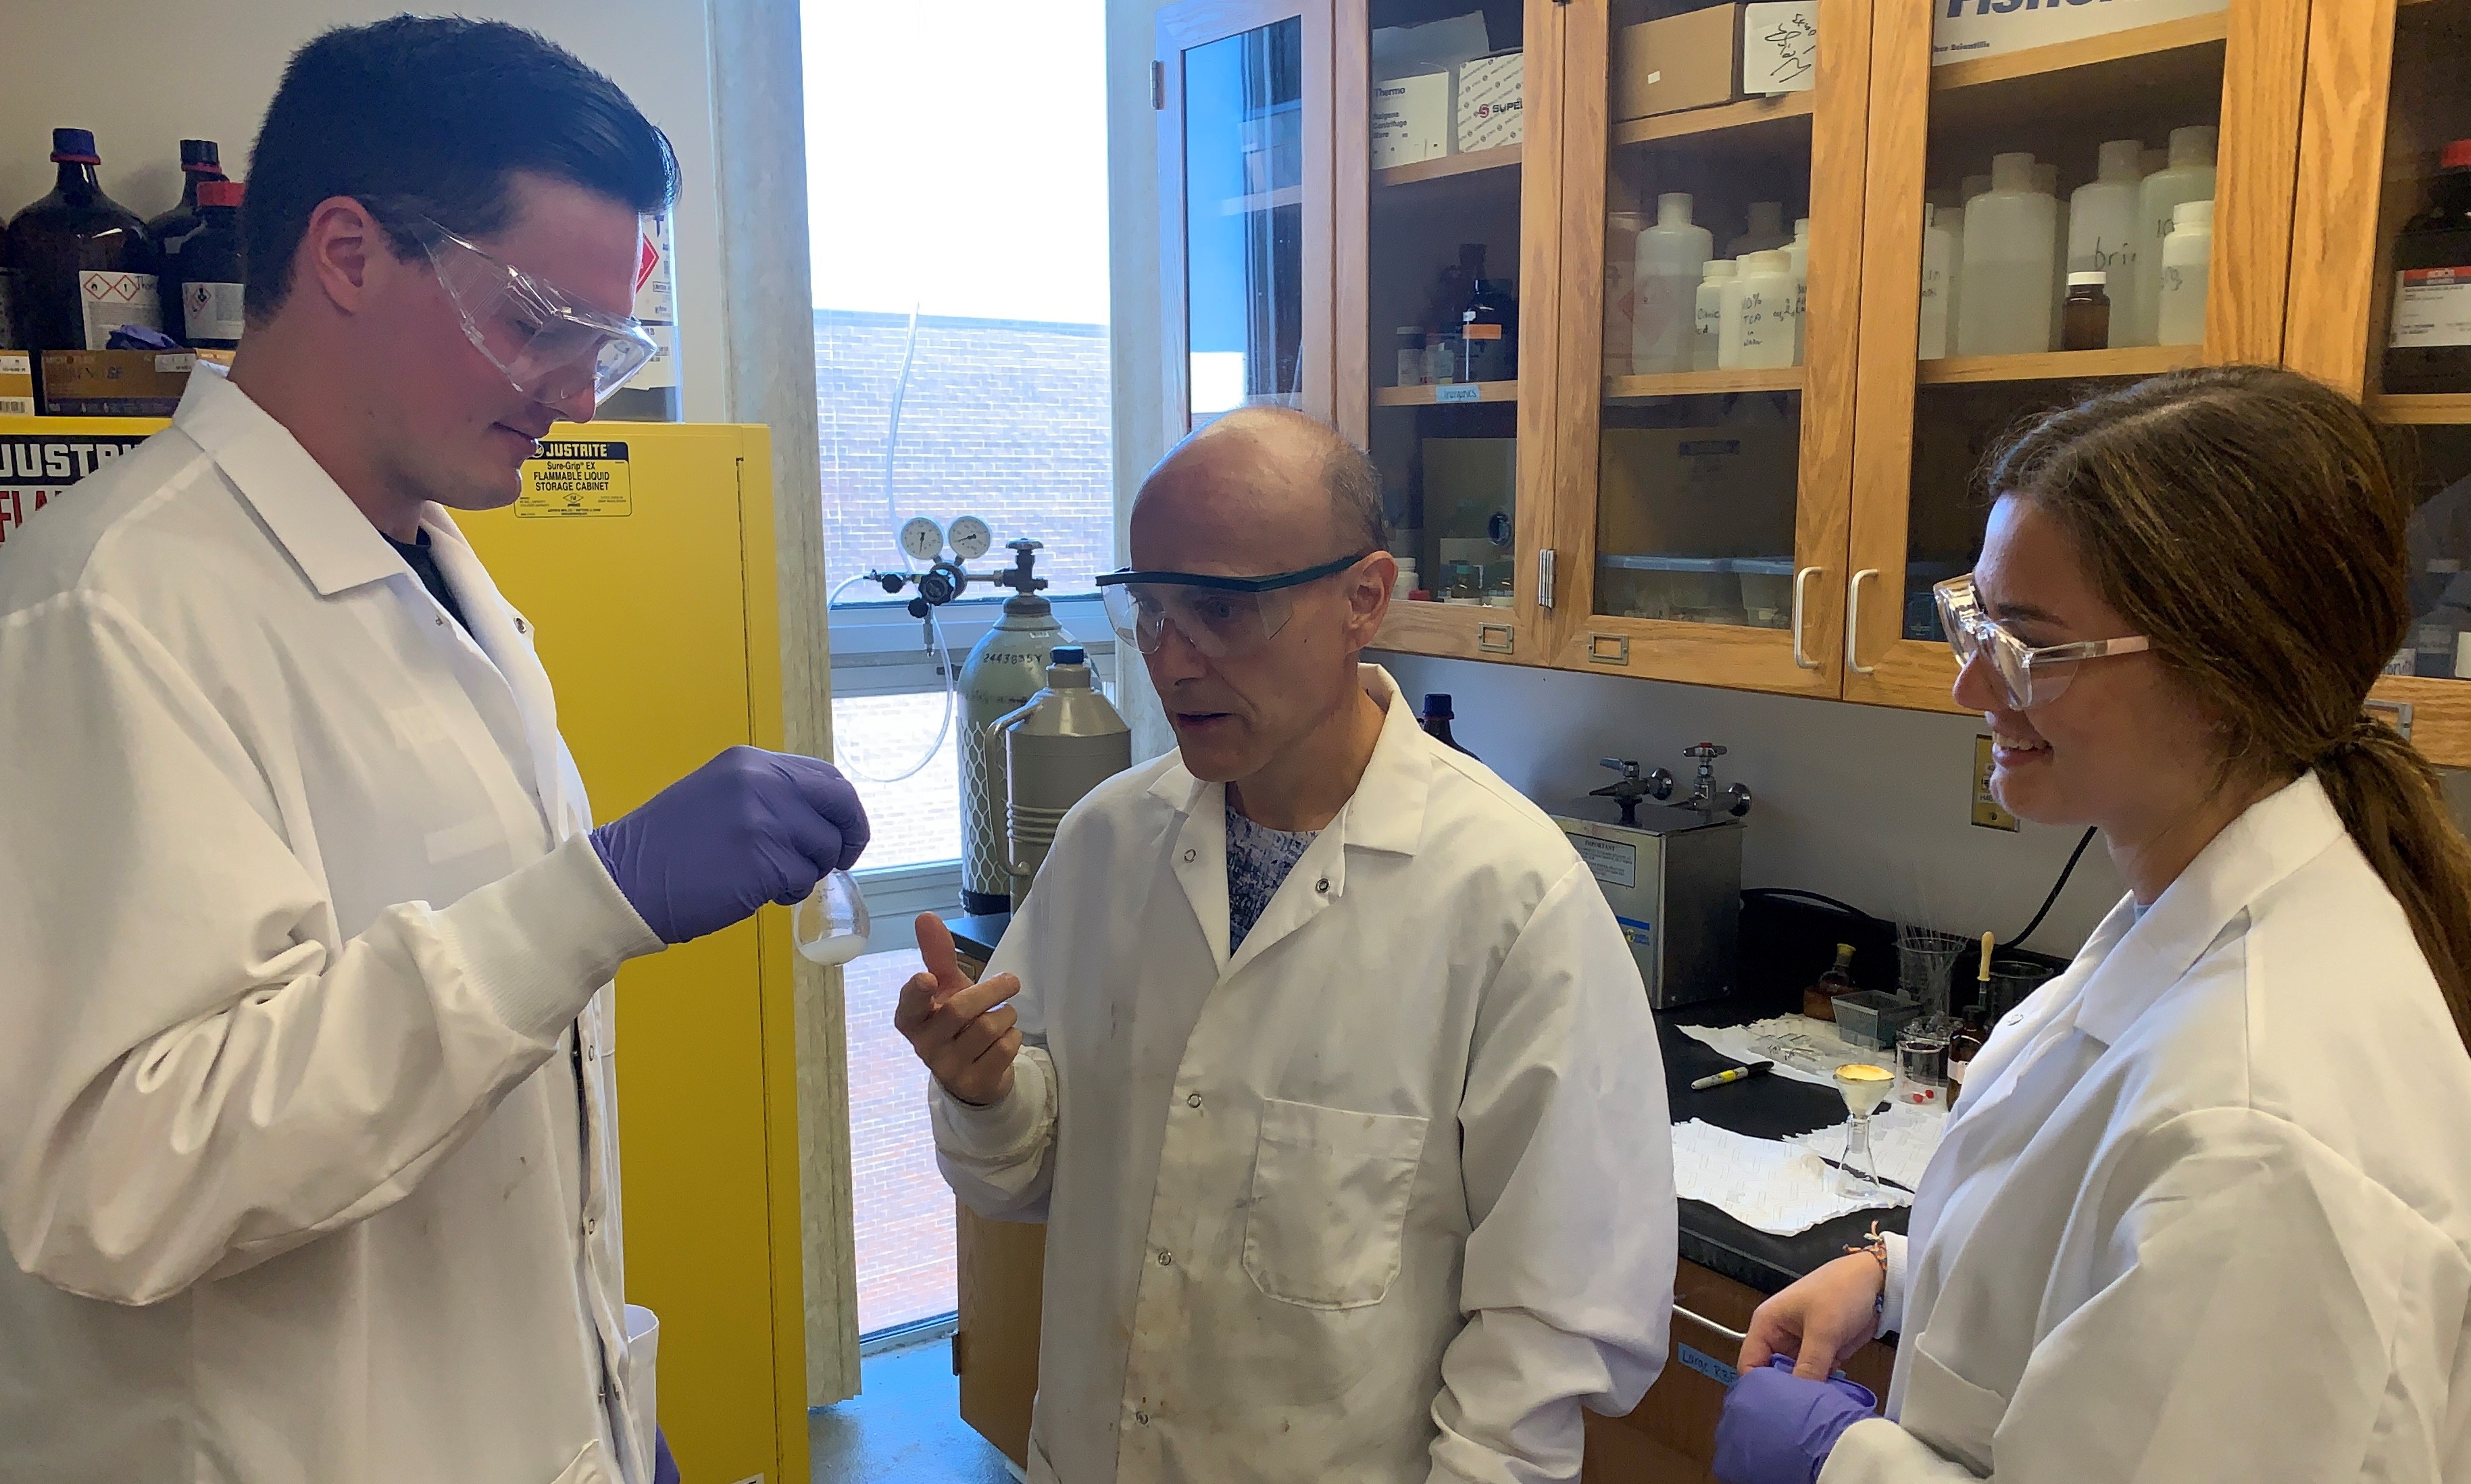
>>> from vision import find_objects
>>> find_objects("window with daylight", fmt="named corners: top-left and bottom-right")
top-left (802, 0), bottom-right (1112, 1340)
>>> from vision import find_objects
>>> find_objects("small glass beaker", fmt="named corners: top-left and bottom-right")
top-left (1984, 957), bottom-right (2057, 1021)
top-left (1895, 1028), bottom-right (1950, 1106)
top-left (1898, 925), bottom-right (1970, 1021)
top-left (793, 869), bottom-right (872, 966)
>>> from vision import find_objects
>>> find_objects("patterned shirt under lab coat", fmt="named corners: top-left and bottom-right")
top-left (0, 369), bottom-right (667, 1484)
top-left (932, 666), bottom-right (1677, 1483)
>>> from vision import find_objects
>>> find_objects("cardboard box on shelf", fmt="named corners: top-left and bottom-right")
top-left (1612, 5), bottom-right (1745, 124)
top-left (1456, 51), bottom-right (1524, 153)
top-left (1372, 72), bottom-right (1452, 169)
top-left (37, 349), bottom-right (228, 417)
top-left (1742, 2), bottom-right (1819, 95)
top-left (1932, 0), bottom-right (2226, 64)
top-left (1597, 426), bottom-right (1798, 559)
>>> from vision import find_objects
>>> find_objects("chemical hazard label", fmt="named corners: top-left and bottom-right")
top-left (518, 440), bottom-right (632, 518)
top-left (2392, 267), bottom-right (2471, 349)
top-left (0, 432), bottom-right (152, 544)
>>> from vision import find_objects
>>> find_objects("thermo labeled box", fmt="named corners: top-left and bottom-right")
top-left (1612, 5), bottom-right (1746, 123)
top-left (1456, 51), bottom-right (1524, 153)
top-left (1372, 72), bottom-right (1451, 168)
top-left (1933, 0), bottom-right (2228, 64)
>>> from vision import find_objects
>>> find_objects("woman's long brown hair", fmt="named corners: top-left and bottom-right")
top-left (1986, 364), bottom-right (2471, 1048)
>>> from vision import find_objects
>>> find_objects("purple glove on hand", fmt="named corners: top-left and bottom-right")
top-left (591, 746), bottom-right (870, 945)
top-left (1713, 1356), bottom-right (1879, 1484)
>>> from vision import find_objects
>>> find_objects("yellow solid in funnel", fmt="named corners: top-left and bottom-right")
top-left (1835, 1063), bottom-right (1893, 1082)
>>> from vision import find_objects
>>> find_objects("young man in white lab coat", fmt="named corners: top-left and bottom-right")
top-left (0, 21), bottom-right (866, 1484)
top-left (900, 407), bottom-right (1678, 1482)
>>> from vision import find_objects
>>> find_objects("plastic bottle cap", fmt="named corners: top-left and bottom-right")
top-left (2097, 139), bottom-right (2144, 180)
top-left (1703, 259), bottom-right (1737, 279)
top-left (1657, 191), bottom-right (1693, 224)
top-left (49, 127), bottom-right (99, 164)
top-left (2172, 199), bottom-right (2214, 229)
top-left (180, 138), bottom-right (222, 170)
top-left (198, 180), bottom-right (244, 209)
top-left (1991, 153), bottom-right (2036, 190)
top-left (2168, 125), bottom-right (2218, 165)
top-left (2443, 140), bottom-right (2471, 171)
top-left (1422, 692), bottom-right (1455, 719)
top-left (1793, 218), bottom-right (1812, 236)
top-left (2067, 271), bottom-right (2107, 286)
top-left (1049, 645), bottom-right (1086, 665)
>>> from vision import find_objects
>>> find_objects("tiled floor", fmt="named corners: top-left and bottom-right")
top-left (844, 945), bottom-right (960, 1334)
top-left (811, 1336), bottom-right (1018, 1484)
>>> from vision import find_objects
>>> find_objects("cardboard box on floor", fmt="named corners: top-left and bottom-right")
top-left (1612, 5), bottom-right (1745, 123)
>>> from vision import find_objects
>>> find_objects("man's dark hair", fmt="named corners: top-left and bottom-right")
top-left (243, 15), bottom-right (679, 316)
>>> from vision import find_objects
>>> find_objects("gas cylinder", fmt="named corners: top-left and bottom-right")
top-left (957, 539), bottom-right (1070, 913)
top-left (993, 646), bottom-right (1132, 909)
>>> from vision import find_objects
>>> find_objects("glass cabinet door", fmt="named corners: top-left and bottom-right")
top-left (1160, 1), bottom-right (1334, 439)
top-left (1841, 0), bottom-right (2307, 711)
top-left (1345, 0), bottom-right (1547, 665)
top-left (2287, 0), bottom-right (2471, 767)
top-left (1547, 0), bottom-right (1872, 696)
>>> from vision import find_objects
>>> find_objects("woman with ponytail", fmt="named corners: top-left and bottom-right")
top-left (1715, 365), bottom-right (2471, 1483)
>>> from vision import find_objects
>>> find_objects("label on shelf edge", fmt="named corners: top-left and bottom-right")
top-left (1436, 382), bottom-right (1482, 403)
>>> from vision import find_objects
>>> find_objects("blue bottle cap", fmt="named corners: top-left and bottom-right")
top-left (50, 128), bottom-right (99, 164)
top-left (1422, 692), bottom-right (1454, 719)
top-left (1050, 645), bottom-right (1086, 666)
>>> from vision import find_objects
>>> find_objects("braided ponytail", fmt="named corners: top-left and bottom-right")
top-left (1988, 365), bottom-right (2471, 1049)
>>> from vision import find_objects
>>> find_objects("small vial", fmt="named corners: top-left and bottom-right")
top-left (2060, 270), bottom-right (2112, 352)
top-left (1394, 326), bottom-right (1426, 387)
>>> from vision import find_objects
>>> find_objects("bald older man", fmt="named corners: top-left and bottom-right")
top-left (899, 408), bottom-right (1676, 1483)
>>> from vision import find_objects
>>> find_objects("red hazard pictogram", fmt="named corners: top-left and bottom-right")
top-left (636, 232), bottom-right (661, 293)
top-left (83, 273), bottom-right (143, 303)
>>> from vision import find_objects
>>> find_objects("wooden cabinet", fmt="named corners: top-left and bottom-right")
top-left (2284, 0), bottom-right (2471, 761)
top-left (1157, 1), bottom-right (2469, 763)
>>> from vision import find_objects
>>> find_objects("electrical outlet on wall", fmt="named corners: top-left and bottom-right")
top-left (1972, 736), bottom-right (2020, 831)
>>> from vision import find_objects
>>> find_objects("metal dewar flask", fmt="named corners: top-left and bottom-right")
top-left (958, 545), bottom-right (1072, 913)
top-left (1551, 747), bottom-right (1750, 1008)
top-left (992, 647), bottom-right (1131, 909)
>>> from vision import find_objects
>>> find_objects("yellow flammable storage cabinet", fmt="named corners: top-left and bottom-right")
top-left (0, 413), bottom-right (812, 1484)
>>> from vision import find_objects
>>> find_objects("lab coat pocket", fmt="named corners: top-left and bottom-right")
top-left (1901, 1337), bottom-right (2005, 1477)
top-left (624, 1304), bottom-right (661, 1475)
top-left (547, 1438), bottom-right (618, 1484)
top-left (1241, 1098), bottom-right (1429, 1310)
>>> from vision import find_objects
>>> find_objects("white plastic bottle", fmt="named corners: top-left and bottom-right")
top-left (1919, 205), bottom-right (1956, 360)
top-left (1719, 261), bottom-right (1751, 370)
top-left (1695, 259), bottom-right (1735, 372)
top-left (1929, 188), bottom-right (1967, 342)
top-left (1736, 250), bottom-right (1797, 369)
top-left (1604, 209), bottom-right (1647, 378)
top-left (1961, 174), bottom-right (1993, 207)
top-left (1632, 192), bottom-right (1714, 375)
top-left (2155, 198), bottom-right (2214, 347)
top-left (1957, 152), bottom-right (2061, 356)
top-left (2128, 126), bottom-right (2217, 347)
top-left (1788, 216), bottom-right (1812, 364)
top-left (2068, 139), bottom-right (2145, 347)
top-left (2035, 162), bottom-right (2069, 333)
top-left (1730, 200), bottom-right (1791, 257)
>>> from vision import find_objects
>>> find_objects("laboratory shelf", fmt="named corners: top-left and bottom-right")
top-left (1930, 11), bottom-right (2229, 95)
top-left (1605, 366), bottom-right (1803, 399)
top-left (2368, 393), bottom-right (2471, 426)
top-left (1374, 142), bottom-right (1522, 189)
top-left (1612, 93), bottom-right (1816, 151)
top-left (1372, 380), bottom-right (1520, 407)
top-left (1915, 346), bottom-right (2197, 386)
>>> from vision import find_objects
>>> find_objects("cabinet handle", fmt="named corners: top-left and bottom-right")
top-left (1673, 1301), bottom-right (1748, 1346)
top-left (1846, 568), bottom-right (1880, 676)
top-left (1791, 566), bottom-right (1822, 669)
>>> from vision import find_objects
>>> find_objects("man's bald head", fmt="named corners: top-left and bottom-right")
top-left (1131, 406), bottom-right (1385, 571)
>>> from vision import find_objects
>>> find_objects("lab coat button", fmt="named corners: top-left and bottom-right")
top-left (1187, 1093), bottom-right (1202, 1109)
top-left (1156, 1250), bottom-right (1174, 1267)
top-left (1315, 877), bottom-right (1330, 893)
top-left (1182, 849), bottom-right (1197, 863)
top-left (1136, 1410), bottom-right (1150, 1426)
top-left (585, 1218), bottom-right (597, 1235)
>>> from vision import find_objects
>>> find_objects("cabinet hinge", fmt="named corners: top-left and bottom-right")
top-left (1538, 548), bottom-right (1557, 610)
top-left (951, 1329), bottom-right (968, 1375)
top-left (1151, 61), bottom-right (1166, 109)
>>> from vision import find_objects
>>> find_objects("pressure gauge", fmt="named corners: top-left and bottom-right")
top-left (947, 515), bottom-right (994, 563)
top-left (897, 515), bottom-right (945, 563)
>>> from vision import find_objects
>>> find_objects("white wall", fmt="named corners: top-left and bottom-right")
top-left (1107, 0), bottom-right (1178, 763)
top-left (0, 1), bottom-right (728, 423)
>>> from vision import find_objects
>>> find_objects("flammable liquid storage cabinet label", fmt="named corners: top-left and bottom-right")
top-left (0, 432), bottom-right (151, 544)
top-left (518, 440), bottom-right (633, 517)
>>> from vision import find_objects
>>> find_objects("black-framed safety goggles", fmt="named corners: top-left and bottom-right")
top-left (1094, 552), bottom-right (1375, 659)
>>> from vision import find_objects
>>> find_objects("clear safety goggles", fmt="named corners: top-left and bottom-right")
top-left (1095, 552), bottom-right (1374, 661)
top-left (416, 218), bottom-right (657, 407)
top-left (1934, 573), bottom-right (2150, 711)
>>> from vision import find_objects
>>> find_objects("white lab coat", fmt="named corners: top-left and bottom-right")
top-left (932, 666), bottom-right (1676, 1484)
top-left (0, 371), bottom-right (667, 1484)
top-left (1822, 773), bottom-right (2471, 1483)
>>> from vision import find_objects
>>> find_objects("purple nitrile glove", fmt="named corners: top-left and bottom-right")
top-left (1712, 1356), bottom-right (1880, 1484)
top-left (591, 746), bottom-right (870, 945)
